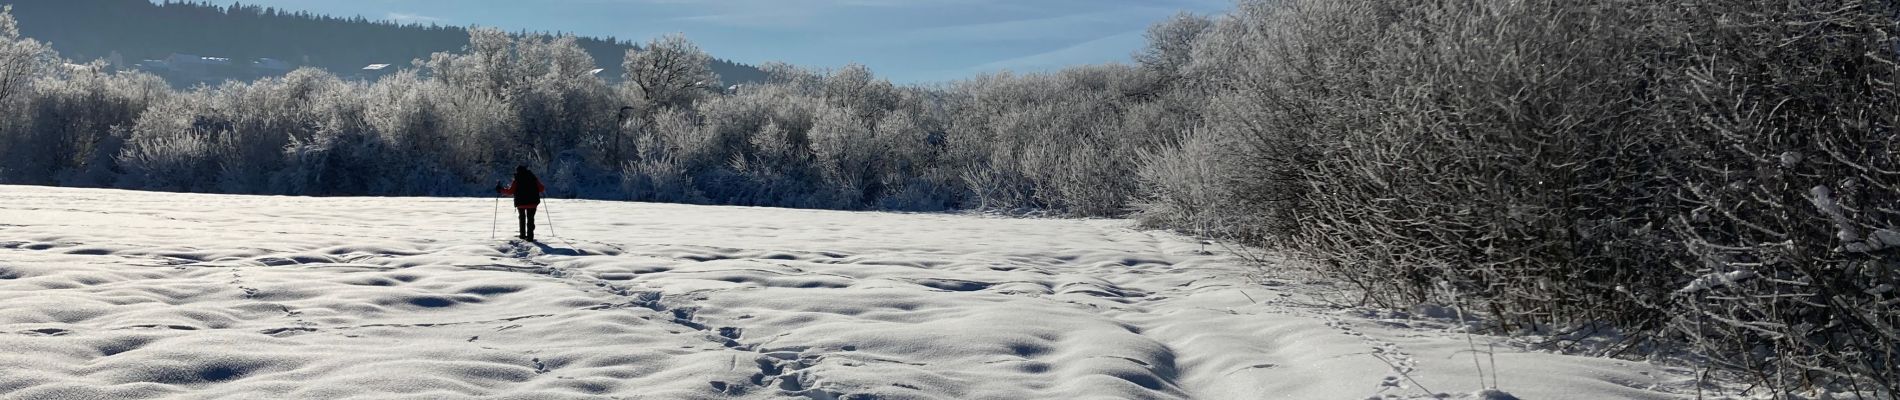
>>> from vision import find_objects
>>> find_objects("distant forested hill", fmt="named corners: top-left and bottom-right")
top-left (3, 0), bottom-right (766, 85)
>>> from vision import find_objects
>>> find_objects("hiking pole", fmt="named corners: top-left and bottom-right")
top-left (490, 193), bottom-right (501, 240)
top-left (543, 198), bottom-right (557, 238)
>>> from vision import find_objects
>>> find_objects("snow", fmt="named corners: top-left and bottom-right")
top-left (0, 185), bottom-right (1712, 399)
top-left (1676, 270), bottom-right (1760, 294)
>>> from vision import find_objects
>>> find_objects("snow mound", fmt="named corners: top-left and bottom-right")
top-left (1, 186), bottom-right (1708, 399)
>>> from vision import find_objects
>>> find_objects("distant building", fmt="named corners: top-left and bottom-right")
top-left (254, 58), bottom-right (293, 74)
top-left (130, 53), bottom-right (304, 86)
top-left (164, 54), bottom-right (234, 78)
top-left (353, 63), bottom-right (395, 81)
top-left (61, 63), bottom-right (103, 75)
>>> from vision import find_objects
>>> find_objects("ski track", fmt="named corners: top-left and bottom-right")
top-left (0, 186), bottom-right (1706, 399)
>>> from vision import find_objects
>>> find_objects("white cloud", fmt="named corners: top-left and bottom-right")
top-left (386, 12), bottom-right (444, 23)
top-left (968, 28), bottom-right (1145, 73)
top-left (671, 13), bottom-right (813, 28)
top-left (833, 0), bottom-right (996, 7)
top-left (864, 7), bottom-right (1162, 45)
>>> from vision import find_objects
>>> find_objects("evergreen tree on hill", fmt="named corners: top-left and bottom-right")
top-left (0, 0), bottom-right (765, 86)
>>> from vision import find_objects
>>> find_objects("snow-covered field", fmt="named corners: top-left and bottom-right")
top-left (0, 185), bottom-right (1709, 399)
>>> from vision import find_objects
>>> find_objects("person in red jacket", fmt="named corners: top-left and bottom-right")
top-left (495, 166), bottom-right (546, 241)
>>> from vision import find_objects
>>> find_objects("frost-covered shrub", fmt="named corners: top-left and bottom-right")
top-left (117, 68), bottom-right (358, 193)
top-left (117, 93), bottom-right (221, 191)
top-left (1654, 0), bottom-right (1899, 392)
top-left (621, 107), bottom-right (711, 203)
top-left (14, 68), bottom-right (168, 186)
top-left (1133, 127), bottom-right (1252, 239)
top-left (279, 122), bottom-right (387, 196)
top-left (937, 65), bottom-right (1174, 216)
top-left (621, 155), bottom-right (699, 204)
top-left (1149, 0), bottom-right (1898, 394)
top-left (1282, 0), bottom-right (1666, 317)
top-left (809, 103), bottom-right (879, 207)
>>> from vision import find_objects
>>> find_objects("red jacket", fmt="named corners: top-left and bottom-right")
top-left (498, 180), bottom-right (546, 209)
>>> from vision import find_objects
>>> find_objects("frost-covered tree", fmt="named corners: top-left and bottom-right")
top-left (759, 61), bottom-right (824, 95)
top-left (424, 27), bottom-right (519, 101)
top-left (0, 5), bottom-right (56, 182)
top-left (512, 34), bottom-right (615, 173)
top-left (622, 34), bottom-right (718, 113)
top-left (821, 64), bottom-right (897, 125)
top-left (419, 28), bottom-right (618, 174)
top-left (360, 70), bottom-right (507, 191)
top-left (0, 5), bottom-right (52, 106)
top-left (1134, 12), bottom-right (1212, 79)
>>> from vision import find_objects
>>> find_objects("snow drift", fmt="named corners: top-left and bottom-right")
top-left (0, 186), bottom-right (1708, 399)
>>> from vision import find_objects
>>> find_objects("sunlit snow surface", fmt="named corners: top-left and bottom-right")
top-left (0, 186), bottom-right (1705, 399)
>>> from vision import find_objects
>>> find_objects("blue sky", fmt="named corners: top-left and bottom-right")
top-left (213, 0), bottom-right (1233, 83)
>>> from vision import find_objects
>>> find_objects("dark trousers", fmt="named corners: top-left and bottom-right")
top-left (516, 208), bottom-right (537, 239)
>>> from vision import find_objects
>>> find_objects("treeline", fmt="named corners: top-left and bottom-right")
top-left (0, 4), bottom-right (1192, 213)
top-left (2, 0), bottom-right (765, 85)
top-left (0, 1), bottom-right (1895, 395)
